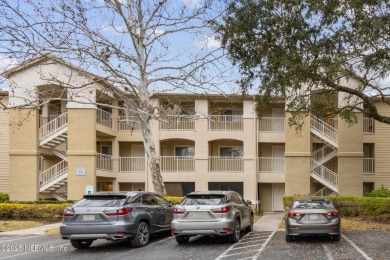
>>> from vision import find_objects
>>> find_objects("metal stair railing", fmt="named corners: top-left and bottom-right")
top-left (39, 112), bottom-right (68, 140)
top-left (39, 160), bottom-right (68, 188)
top-left (310, 115), bottom-right (338, 146)
top-left (310, 159), bottom-right (338, 188)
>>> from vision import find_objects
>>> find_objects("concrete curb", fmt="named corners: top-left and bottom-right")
top-left (0, 222), bottom-right (62, 235)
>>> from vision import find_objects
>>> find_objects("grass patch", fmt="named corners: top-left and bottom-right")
top-left (0, 220), bottom-right (44, 232)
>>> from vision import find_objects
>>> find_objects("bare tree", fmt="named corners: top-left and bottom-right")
top-left (0, 0), bottom-right (234, 195)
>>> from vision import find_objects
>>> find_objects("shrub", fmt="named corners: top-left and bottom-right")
top-left (365, 185), bottom-right (390, 197)
top-left (0, 203), bottom-right (71, 220)
top-left (165, 196), bottom-right (183, 204)
top-left (0, 193), bottom-right (9, 202)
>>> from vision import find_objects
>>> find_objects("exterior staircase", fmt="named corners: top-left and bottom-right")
top-left (39, 112), bottom-right (68, 199)
top-left (310, 115), bottom-right (339, 195)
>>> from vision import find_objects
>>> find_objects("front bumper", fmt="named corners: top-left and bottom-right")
top-left (60, 223), bottom-right (137, 240)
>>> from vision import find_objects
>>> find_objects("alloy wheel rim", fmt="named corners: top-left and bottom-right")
top-left (235, 222), bottom-right (240, 240)
top-left (139, 224), bottom-right (149, 244)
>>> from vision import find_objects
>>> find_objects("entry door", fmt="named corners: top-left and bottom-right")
top-left (273, 183), bottom-right (285, 211)
top-left (132, 145), bottom-right (145, 171)
top-left (272, 145), bottom-right (284, 172)
top-left (272, 108), bottom-right (285, 131)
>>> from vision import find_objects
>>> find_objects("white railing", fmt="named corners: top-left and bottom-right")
top-left (258, 117), bottom-right (285, 132)
top-left (49, 114), bottom-right (61, 121)
top-left (209, 156), bottom-right (244, 172)
top-left (39, 160), bottom-right (68, 187)
top-left (363, 158), bottom-right (375, 174)
top-left (310, 115), bottom-right (338, 144)
top-left (120, 157), bottom-right (145, 172)
top-left (160, 115), bottom-right (195, 131)
top-left (208, 115), bottom-right (243, 131)
top-left (310, 159), bottom-right (338, 187)
top-left (39, 112), bottom-right (68, 140)
top-left (96, 153), bottom-right (114, 171)
top-left (363, 118), bottom-right (374, 133)
top-left (96, 108), bottom-right (113, 129)
top-left (312, 145), bottom-right (336, 161)
top-left (312, 187), bottom-right (336, 196)
top-left (160, 156), bottom-right (195, 172)
top-left (118, 116), bottom-right (141, 131)
top-left (258, 157), bottom-right (285, 173)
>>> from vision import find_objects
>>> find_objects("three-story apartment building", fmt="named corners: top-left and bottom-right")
top-left (0, 56), bottom-right (389, 211)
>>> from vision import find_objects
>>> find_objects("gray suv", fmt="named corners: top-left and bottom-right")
top-left (171, 191), bottom-right (254, 244)
top-left (60, 191), bottom-right (173, 249)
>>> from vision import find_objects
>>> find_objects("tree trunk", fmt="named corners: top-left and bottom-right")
top-left (139, 114), bottom-right (167, 196)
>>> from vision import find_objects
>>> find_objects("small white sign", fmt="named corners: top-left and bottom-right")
top-left (76, 167), bottom-right (86, 176)
top-left (86, 185), bottom-right (94, 195)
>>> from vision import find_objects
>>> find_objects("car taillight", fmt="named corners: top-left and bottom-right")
top-left (287, 211), bottom-right (304, 217)
top-left (326, 211), bottom-right (339, 216)
top-left (63, 208), bottom-right (75, 217)
top-left (173, 207), bottom-right (186, 214)
top-left (104, 207), bottom-right (132, 216)
top-left (211, 206), bottom-right (232, 213)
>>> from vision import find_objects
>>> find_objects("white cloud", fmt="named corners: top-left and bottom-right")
top-left (0, 56), bottom-right (18, 71)
top-left (196, 36), bottom-right (221, 49)
top-left (181, 0), bottom-right (201, 8)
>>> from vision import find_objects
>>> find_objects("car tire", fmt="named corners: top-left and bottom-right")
top-left (70, 239), bottom-right (93, 249)
top-left (245, 214), bottom-right (254, 232)
top-left (285, 235), bottom-right (293, 242)
top-left (332, 235), bottom-right (341, 241)
top-left (228, 219), bottom-right (241, 243)
top-left (130, 221), bottom-right (150, 248)
top-left (175, 235), bottom-right (190, 244)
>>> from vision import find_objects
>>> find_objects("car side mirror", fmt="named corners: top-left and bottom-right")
top-left (246, 200), bottom-right (252, 205)
top-left (168, 201), bottom-right (175, 207)
top-left (284, 206), bottom-right (290, 210)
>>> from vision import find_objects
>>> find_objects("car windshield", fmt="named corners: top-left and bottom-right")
top-left (74, 196), bottom-right (127, 207)
top-left (181, 195), bottom-right (226, 205)
top-left (292, 200), bottom-right (334, 209)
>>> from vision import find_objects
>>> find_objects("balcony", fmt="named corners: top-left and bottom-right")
top-left (363, 118), bottom-right (374, 133)
top-left (208, 115), bottom-right (243, 131)
top-left (119, 157), bottom-right (145, 172)
top-left (118, 116), bottom-right (141, 131)
top-left (160, 115), bottom-right (195, 131)
top-left (96, 153), bottom-right (114, 171)
top-left (258, 117), bottom-right (285, 132)
top-left (96, 108), bottom-right (113, 129)
top-left (258, 157), bottom-right (285, 173)
top-left (160, 156), bottom-right (195, 172)
top-left (363, 158), bottom-right (375, 174)
top-left (209, 156), bottom-right (243, 172)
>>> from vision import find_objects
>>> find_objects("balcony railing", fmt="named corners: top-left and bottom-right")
top-left (258, 157), bottom-right (285, 173)
top-left (96, 153), bottom-right (114, 171)
top-left (39, 160), bottom-right (68, 186)
top-left (258, 117), bottom-right (285, 132)
top-left (363, 158), bottom-right (375, 174)
top-left (39, 112), bottom-right (68, 140)
top-left (363, 118), bottom-right (374, 133)
top-left (118, 116), bottom-right (141, 131)
top-left (160, 156), bottom-right (195, 172)
top-left (310, 115), bottom-right (338, 144)
top-left (160, 115), bottom-right (195, 131)
top-left (209, 156), bottom-right (243, 172)
top-left (120, 157), bottom-right (145, 172)
top-left (96, 108), bottom-right (113, 129)
top-left (208, 115), bottom-right (243, 131)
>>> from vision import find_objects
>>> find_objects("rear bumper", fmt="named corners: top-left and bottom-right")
top-left (60, 223), bottom-right (137, 240)
top-left (286, 218), bottom-right (341, 236)
top-left (171, 219), bottom-right (236, 236)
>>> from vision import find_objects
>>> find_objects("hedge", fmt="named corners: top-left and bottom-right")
top-left (283, 196), bottom-right (390, 216)
top-left (0, 203), bottom-right (71, 220)
top-left (0, 193), bottom-right (9, 202)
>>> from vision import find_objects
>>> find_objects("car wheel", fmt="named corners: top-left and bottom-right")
top-left (228, 219), bottom-right (241, 243)
top-left (130, 221), bottom-right (150, 248)
top-left (332, 235), bottom-right (341, 241)
top-left (175, 235), bottom-right (190, 244)
top-left (70, 239), bottom-right (93, 249)
top-left (245, 214), bottom-right (254, 232)
top-left (285, 234), bottom-right (293, 242)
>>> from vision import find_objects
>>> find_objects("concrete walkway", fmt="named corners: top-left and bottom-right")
top-left (253, 212), bottom-right (285, 232)
top-left (0, 222), bottom-right (62, 235)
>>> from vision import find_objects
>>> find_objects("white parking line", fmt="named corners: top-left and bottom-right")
top-left (214, 232), bottom-right (253, 260)
top-left (342, 234), bottom-right (373, 260)
top-left (251, 231), bottom-right (276, 260)
top-left (322, 244), bottom-right (334, 260)
top-left (0, 235), bottom-right (42, 243)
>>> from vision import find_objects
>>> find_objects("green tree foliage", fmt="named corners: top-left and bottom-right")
top-left (216, 0), bottom-right (390, 125)
top-left (365, 185), bottom-right (390, 197)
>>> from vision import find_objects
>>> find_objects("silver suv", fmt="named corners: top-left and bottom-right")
top-left (171, 191), bottom-right (254, 244)
top-left (60, 191), bottom-right (173, 249)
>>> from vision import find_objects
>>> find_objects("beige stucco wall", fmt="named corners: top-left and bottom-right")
top-left (9, 108), bottom-right (39, 200)
top-left (0, 95), bottom-right (10, 194)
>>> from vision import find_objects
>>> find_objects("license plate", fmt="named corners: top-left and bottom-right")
top-left (308, 214), bottom-right (319, 221)
top-left (188, 212), bottom-right (209, 218)
top-left (83, 215), bottom-right (95, 221)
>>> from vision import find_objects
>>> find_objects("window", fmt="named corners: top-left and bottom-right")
top-left (220, 147), bottom-right (243, 157)
top-left (142, 194), bottom-right (157, 205)
top-left (230, 194), bottom-right (242, 204)
top-left (101, 145), bottom-right (112, 155)
top-left (208, 182), bottom-right (244, 196)
top-left (155, 195), bottom-right (169, 206)
top-left (181, 195), bottom-right (226, 205)
top-left (175, 146), bottom-right (195, 157)
top-left (363, 182), bottom-right (375, 195)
